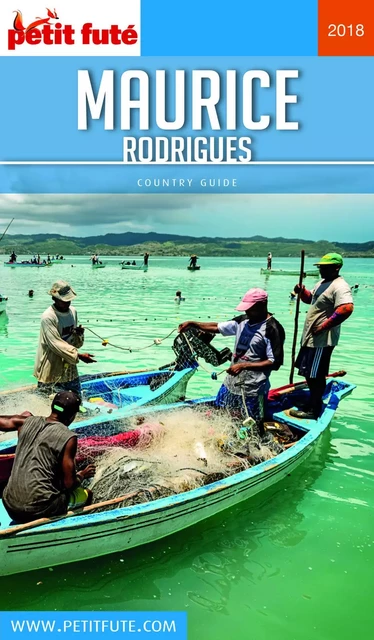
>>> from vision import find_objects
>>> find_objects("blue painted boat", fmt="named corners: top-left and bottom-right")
top-left (0, 365), bottom-right (198, 451)
top-left (0, 377), bottom-right (354, 576)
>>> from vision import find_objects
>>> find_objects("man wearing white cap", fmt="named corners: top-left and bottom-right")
top-left (34, 281), bottom-right (96, 397)
top-left (179, 288), bottom-right (285, 435)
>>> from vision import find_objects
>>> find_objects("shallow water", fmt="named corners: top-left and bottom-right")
top-left (0, 256), bottom-right (373, 639)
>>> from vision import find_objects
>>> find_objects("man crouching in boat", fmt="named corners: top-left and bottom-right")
top-left (179, 288), bottom-right (285, 436)
top-left (0, 391), bottom-right (95, 524)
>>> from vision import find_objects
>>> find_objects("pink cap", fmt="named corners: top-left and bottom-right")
top-left (236, 288), bottom-right (268, 311)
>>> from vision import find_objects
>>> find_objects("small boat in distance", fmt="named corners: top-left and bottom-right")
top-left (187, 265), bottom-right (201, 271)
top-left (121, 264), bottom-right (148, 271)
top-left (4, 262), bottom-right (47, 268)
top-left (92, 264), bottom-right (106, 269)
top-left (260, 268), bottom-right (319, 277)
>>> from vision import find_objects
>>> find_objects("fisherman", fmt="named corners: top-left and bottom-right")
top-left (132, 260), bottom-right (136, 266)
top-left (9, 250), bottom-right (17, 263)
top-left (34, 280), bottom-right (96, 398)
top-left (175, 290), bottom-right (185, 303)
top-left (267, 252), bottom-right (272, 270)
top-left (179, 288), bottom-right (285, 435)
top-left (290, 253), bottom-right (354, 420)
top-left (91, 254), bottom-right (98, 265)
top-left (47, 254), bottom-right (51, 263)
top-left (351, 283), bottom-right (359, 292)
top-left (189, 255), bottom-right (198, 268)
top-left (28, 289), bottom-right (34, 298)
top-left (0, 392), bottom-right (95, 523)
top-left (37, 254), bottom-right (41, 264)
top-left (143, 252), bottom-right (149, 267)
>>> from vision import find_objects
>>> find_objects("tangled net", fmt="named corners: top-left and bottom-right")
top-left (79, 407), bottom-right (296, 511)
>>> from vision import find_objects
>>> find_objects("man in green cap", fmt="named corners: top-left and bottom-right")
top-left (290, 253), bottom-right (354, 420)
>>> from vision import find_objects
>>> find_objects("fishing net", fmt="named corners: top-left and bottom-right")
top-left (79, 406), bottom-right (296, 511)
top-left (0, 330), bottom-right (203, 424)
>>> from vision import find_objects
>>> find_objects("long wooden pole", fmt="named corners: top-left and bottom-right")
top-left (289, 249), bottom-right (305, 384)
top-left (0, 218), bottom-right (14, 245)
top-left (0, 487), bottom-right (158, 538)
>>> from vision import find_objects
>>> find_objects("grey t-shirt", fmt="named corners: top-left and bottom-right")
top-left (301, 276), bottom-right (353, 348)
top-left (3, 416), bottom-right (74, 518)
top-left (218, 315), bottom-right (285, 396)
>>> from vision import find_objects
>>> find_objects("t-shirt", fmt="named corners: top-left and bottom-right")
top-left (301, 276), bottom-right (353, 348)
top-left (34, 305), bottom-right (84, 384)
top-left (217, 315), bottom-right (285, 396)
top-left (3, 416), bottom-right (74, 518)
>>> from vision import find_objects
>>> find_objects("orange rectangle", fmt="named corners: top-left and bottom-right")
top-left (318, 0), bottom-right (374, 55)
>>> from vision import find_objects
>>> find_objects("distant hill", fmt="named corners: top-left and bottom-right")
top-left (1, 232), bottom-right (373, 258)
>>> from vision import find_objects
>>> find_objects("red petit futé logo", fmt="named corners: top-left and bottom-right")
top-left (8, 8), bottom-right (138, 50)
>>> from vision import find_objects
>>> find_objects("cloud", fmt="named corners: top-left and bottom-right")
top-left (0, 193), bottom-right (373, 241)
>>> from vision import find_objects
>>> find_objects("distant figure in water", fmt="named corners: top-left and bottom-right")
top-left (28, 289), bottom-right (34, 298)
top-left (290, 291), bottom-right (296, 301)
top-left (267, 252), bottom-right (272, 270)
top-left (143, 252), bottom-right (149, 267)
top-left (351, 283), bottom-right (359, 292)
top-left (175, 290), bottom-right (185, 304)
top-left (132, 260), bottom-right (136, 266)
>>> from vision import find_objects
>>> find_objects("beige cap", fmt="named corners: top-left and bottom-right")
top-left (48, 281), bottom-right (76, 302)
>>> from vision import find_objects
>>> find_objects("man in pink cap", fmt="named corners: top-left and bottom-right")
top-left (179, 288), bottom-right (285, 435)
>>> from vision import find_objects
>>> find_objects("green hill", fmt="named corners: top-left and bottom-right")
top-left (0, 232), bottom-right (373, 258)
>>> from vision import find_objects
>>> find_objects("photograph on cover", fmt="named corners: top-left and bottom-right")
top-left (0, 193), bottom-right (372, 637)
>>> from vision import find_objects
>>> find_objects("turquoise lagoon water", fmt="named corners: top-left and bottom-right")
top-left (0, 256), bottom-right (373, 640)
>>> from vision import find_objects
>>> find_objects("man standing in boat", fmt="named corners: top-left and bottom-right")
top-left (189, 255), bottom-right (198, 268)
top-left (1, 391), bottom-right (95, 523)
top-left (179, 288), bottom-right (285, 435)
top-left (290, 253), bottom-right (353, 420)
top-left (34, 280), bottom-right (96, 398)
top-left (143, 252), bottom-right (149, 267)
top-left (267, 252), bottom-right (272, 270)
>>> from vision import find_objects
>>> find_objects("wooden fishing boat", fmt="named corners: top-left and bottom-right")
top-left (187, 265), bottom-right (200, 271)
top-left (0, 365), bottom-right (198, 452)
top-left (121, 264), bottom-right (148, 271)
top-left (0, 294), bottom-right (7, 314)
top-left (260, 268), bottom-right (319, 277)
top-left (3, 262), bottom-right (47, 268)
top-left (0, 376), bottom-right (354, 576)
top-left (92, 264), bottom-right (105, 269)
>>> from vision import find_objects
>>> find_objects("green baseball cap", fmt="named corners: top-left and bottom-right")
top-left (314, 253), bottom-right (343, 267)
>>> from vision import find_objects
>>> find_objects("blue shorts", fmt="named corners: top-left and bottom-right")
top-left (296, 346), bottom-right (334, 379)
top-left (215, 385), bottom-right (267, 423)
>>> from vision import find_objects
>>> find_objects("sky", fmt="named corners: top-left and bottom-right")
top-left (0, 194), bottom-right (373, 242)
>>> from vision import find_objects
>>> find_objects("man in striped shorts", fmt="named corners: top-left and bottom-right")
top-left (290, 253), bottom-right (354, 420)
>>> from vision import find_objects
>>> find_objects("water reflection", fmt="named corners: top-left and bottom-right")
top-left (0, 312), bottom-right (9, 338)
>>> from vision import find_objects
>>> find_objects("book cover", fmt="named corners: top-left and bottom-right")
top-left (0, 1), bottom-right (372, 639)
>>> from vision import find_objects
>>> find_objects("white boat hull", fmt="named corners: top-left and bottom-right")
top-left (0, 441), bottom-right (312, 576)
